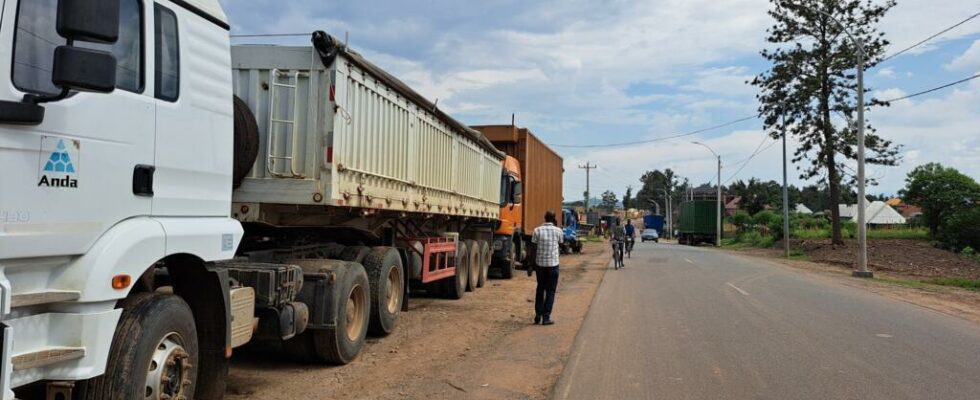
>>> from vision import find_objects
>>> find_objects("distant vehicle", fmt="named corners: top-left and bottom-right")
top-left (677, 200), bottom-right (719, 245)
top-left (641, 229), bottom-right (660, 242)
top-left (560, 208), bottom-right (583, 254)
top-left (643, 214), bottom-right (665, 236)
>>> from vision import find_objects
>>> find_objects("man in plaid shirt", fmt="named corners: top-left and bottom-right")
top-left (531, 210), bottom-right (563, 325)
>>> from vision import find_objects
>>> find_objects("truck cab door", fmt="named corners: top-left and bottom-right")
top-left (150, 2), bottom-right (233, 217)
top-left (0, 0), bottom-right (156, 259)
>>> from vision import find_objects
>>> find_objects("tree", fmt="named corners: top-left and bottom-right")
top-left (636, 169), bottom-right (685, 212)
top-left (600, 190), bottom-right (618, 211)
top-left (729, 210), bottom-right (752, 233)
top-left (622, 186), bottom-right (633, 210)
top-left (899, 163), bottom-right (980, 237)
top-left (752, 0), bottom-right (901, 245)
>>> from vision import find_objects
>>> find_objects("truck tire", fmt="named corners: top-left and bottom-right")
top-left (286, 262), bottom-right (370, 365)
top-left (465, 240), bottom-right (480, 292)
top-left (477, 241), bottom-right (490, 288)
top-left (77, 293), bottom-right (199, 400)
top-left (442, 241), bottom-right (468, 299)
top-left (499, 242), bottom-right (515, 279)
top-left (232, 95), bottom-right (259, 188)
top-left (364, 247), bottom-right (404, 336)
top-left (340, 245), bottom-right (370, 264)
top-left (406, 241), bottom-right (424, 281)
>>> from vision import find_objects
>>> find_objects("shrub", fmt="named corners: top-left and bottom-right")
top-left (729, 210), bottom-right (752, 232)
top-left (939, 207), bottom-right (980, 251)
top-left (842, 220), bottom-right (858, 238)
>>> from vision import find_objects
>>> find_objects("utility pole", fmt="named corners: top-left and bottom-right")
top-left (781, 118), bottom-right (790, 258)
top-left (579, 163), bottom-right (596, 211)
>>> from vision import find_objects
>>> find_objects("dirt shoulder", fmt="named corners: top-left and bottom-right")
top-left (793, 238), bottom-right (980, 280)
top-left (225, 242), bottom-right (610, 400)
top-left (723, 246), bottom-right (980, 325)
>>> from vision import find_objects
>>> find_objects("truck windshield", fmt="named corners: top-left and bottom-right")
top-left (12, 0), bottom-right (143, 95)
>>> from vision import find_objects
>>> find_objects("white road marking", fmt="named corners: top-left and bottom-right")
top-left (726, 282), bottom-right (750, 296)
top-left (561, 336), bottom-right (587, 399)
top-left (875, 333), bottom-right (893, 338)
top-left (685, 258), bottom-right (694, 264)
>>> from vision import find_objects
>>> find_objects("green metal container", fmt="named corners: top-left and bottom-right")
top-left (677, 200), bottom-right (717, 245)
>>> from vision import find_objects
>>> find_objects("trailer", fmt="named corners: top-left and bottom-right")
top-left (677, 200), bottom-right (719, 245)
top-left (472, 125), bottom-right (564, 276)
top-left (0, 0), bottom-right (516, 396)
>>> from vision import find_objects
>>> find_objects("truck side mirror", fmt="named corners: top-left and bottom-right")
top-left (52, 46), bottom-right (117, 93)
top-left (51, 0), bottom-right (120, 94)
top-left (57, 0), bottom-right (120, 43)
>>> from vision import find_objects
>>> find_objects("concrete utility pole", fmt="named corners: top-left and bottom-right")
top-left (788, 4), bottom-right (871, 277)
top-left (693, 142), bottom-right (722, 246)
top-left (781, 117), bottom-right (790, 258)
top-left (658, 188), bottom-right (672, 239)
top-left (580, 163), bottom-right (597, 211)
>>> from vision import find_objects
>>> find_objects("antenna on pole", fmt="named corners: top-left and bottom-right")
top-left (344, 31), bottom-right (349, 48)
top-left (511, 113), bottom-right (515, 127)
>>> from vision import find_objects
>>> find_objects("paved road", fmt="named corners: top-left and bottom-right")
top-left (554, 243), bottom-right (980, 400)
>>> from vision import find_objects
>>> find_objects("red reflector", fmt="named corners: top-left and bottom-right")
top-left (326, 146), bottom-right (333, 163)
top-left (329, 85), bottom-right (335, 102)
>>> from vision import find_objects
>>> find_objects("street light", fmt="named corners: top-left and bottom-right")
top-left (692, 141), bottom-right (722, 247)
top-left (658, 188), bottom-right (672, 239)
top-left (787, 3), bottom-right (871, 278)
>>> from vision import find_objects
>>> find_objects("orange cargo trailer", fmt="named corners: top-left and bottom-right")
top-left (473, 124), bottom-right (564, 275)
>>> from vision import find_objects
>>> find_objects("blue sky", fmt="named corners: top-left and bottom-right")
top-left (220, 0), bottom-right (980, 202)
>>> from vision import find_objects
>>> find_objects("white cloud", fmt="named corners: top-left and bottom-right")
top-left (946, 39), bottom-right (980, 71)
top-left (877, 67), bottom-right (897, 78)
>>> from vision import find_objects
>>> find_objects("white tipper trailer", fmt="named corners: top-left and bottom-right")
top-left (0, 0), bottom-right (505, 398)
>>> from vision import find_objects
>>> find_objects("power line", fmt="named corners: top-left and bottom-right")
top-left (879, 11), bottom-right (980, 64)
top-left (548, 115), bottom-right (758, 148)
top-left (725, 138), bottom-right (779, 183)
top-left (881, 72), bottom-right (980, 102)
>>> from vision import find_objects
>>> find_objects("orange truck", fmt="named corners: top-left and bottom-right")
top-left (472, 124), bottom-right (565, 277)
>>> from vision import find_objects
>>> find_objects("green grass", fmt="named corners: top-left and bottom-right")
top-left (791, 227), bottom-right (928, 241)
top-left (872, 277), bottom-right (927, 289)
top-left (922, 277), bottom-right (980, 290)
top-left (582, 235), bottom-right (602, 242)
top-left (788, 249), bottom-right (809, 261)
top-left (867, 228), bottom-right (929, 240)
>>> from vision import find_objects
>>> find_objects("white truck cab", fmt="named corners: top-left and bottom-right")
top-left (0, 0), bottom-right (242, 398)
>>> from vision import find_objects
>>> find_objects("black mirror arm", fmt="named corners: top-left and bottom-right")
top-left (24, 89), bottom-right (71, 105)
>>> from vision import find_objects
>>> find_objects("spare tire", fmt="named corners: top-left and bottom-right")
top-left (232, 95), bottom-right (260, 188)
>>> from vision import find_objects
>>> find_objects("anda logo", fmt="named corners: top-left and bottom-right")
top-left (37, 137), bottom-right (80, 188)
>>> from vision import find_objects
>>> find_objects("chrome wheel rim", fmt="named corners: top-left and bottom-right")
top-left (145, 332), bottom-right (192, 400)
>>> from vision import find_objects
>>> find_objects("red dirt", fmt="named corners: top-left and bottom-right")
top-left (794, 238), bottom-right (980, 279)
top-left (225, 242), bottom-right (609, 400)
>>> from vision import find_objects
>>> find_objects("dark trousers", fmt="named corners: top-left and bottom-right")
top-left (535, 266), bottom-right (559, 319)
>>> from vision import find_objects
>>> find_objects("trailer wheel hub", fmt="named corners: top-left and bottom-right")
top-left (346, 283), bottom-right (367, 341)
top-left (386, 265), bottom-right (403, 314)
top-left (145, 332), bottom-right (192, 400)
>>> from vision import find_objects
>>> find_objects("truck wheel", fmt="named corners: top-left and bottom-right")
top-left (364, 247), bottom-right (404, 336)
top-left (77, 293), bottom-right (199, 400)
top-left (465, 240), bottom-right (480, 292)
top-left (477, 241), bottom-right (490, 288)
top-left (407, 241), bottom-right (424, 281)
top-left (288, 263), bottom-right (370, 365)
top-left (500, 243), bottom-right (515, 279)
top-left (442, 241), bottom-right (468, 299)
top-left (340, 245), bottom-right (370, 264)
top-left (232, 95), bottom-right (259, 188)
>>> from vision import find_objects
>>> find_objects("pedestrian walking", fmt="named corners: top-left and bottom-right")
top-left (531, 210), bottom-right (563, 325)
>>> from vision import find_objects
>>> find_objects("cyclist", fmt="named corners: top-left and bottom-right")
top-left (624, 219), bottom-right (636, 255)
top-left (610, 217), bottom-right (626, 268)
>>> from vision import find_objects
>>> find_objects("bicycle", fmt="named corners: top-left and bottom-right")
top-left (611, 240), bottom-right (624, 269)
